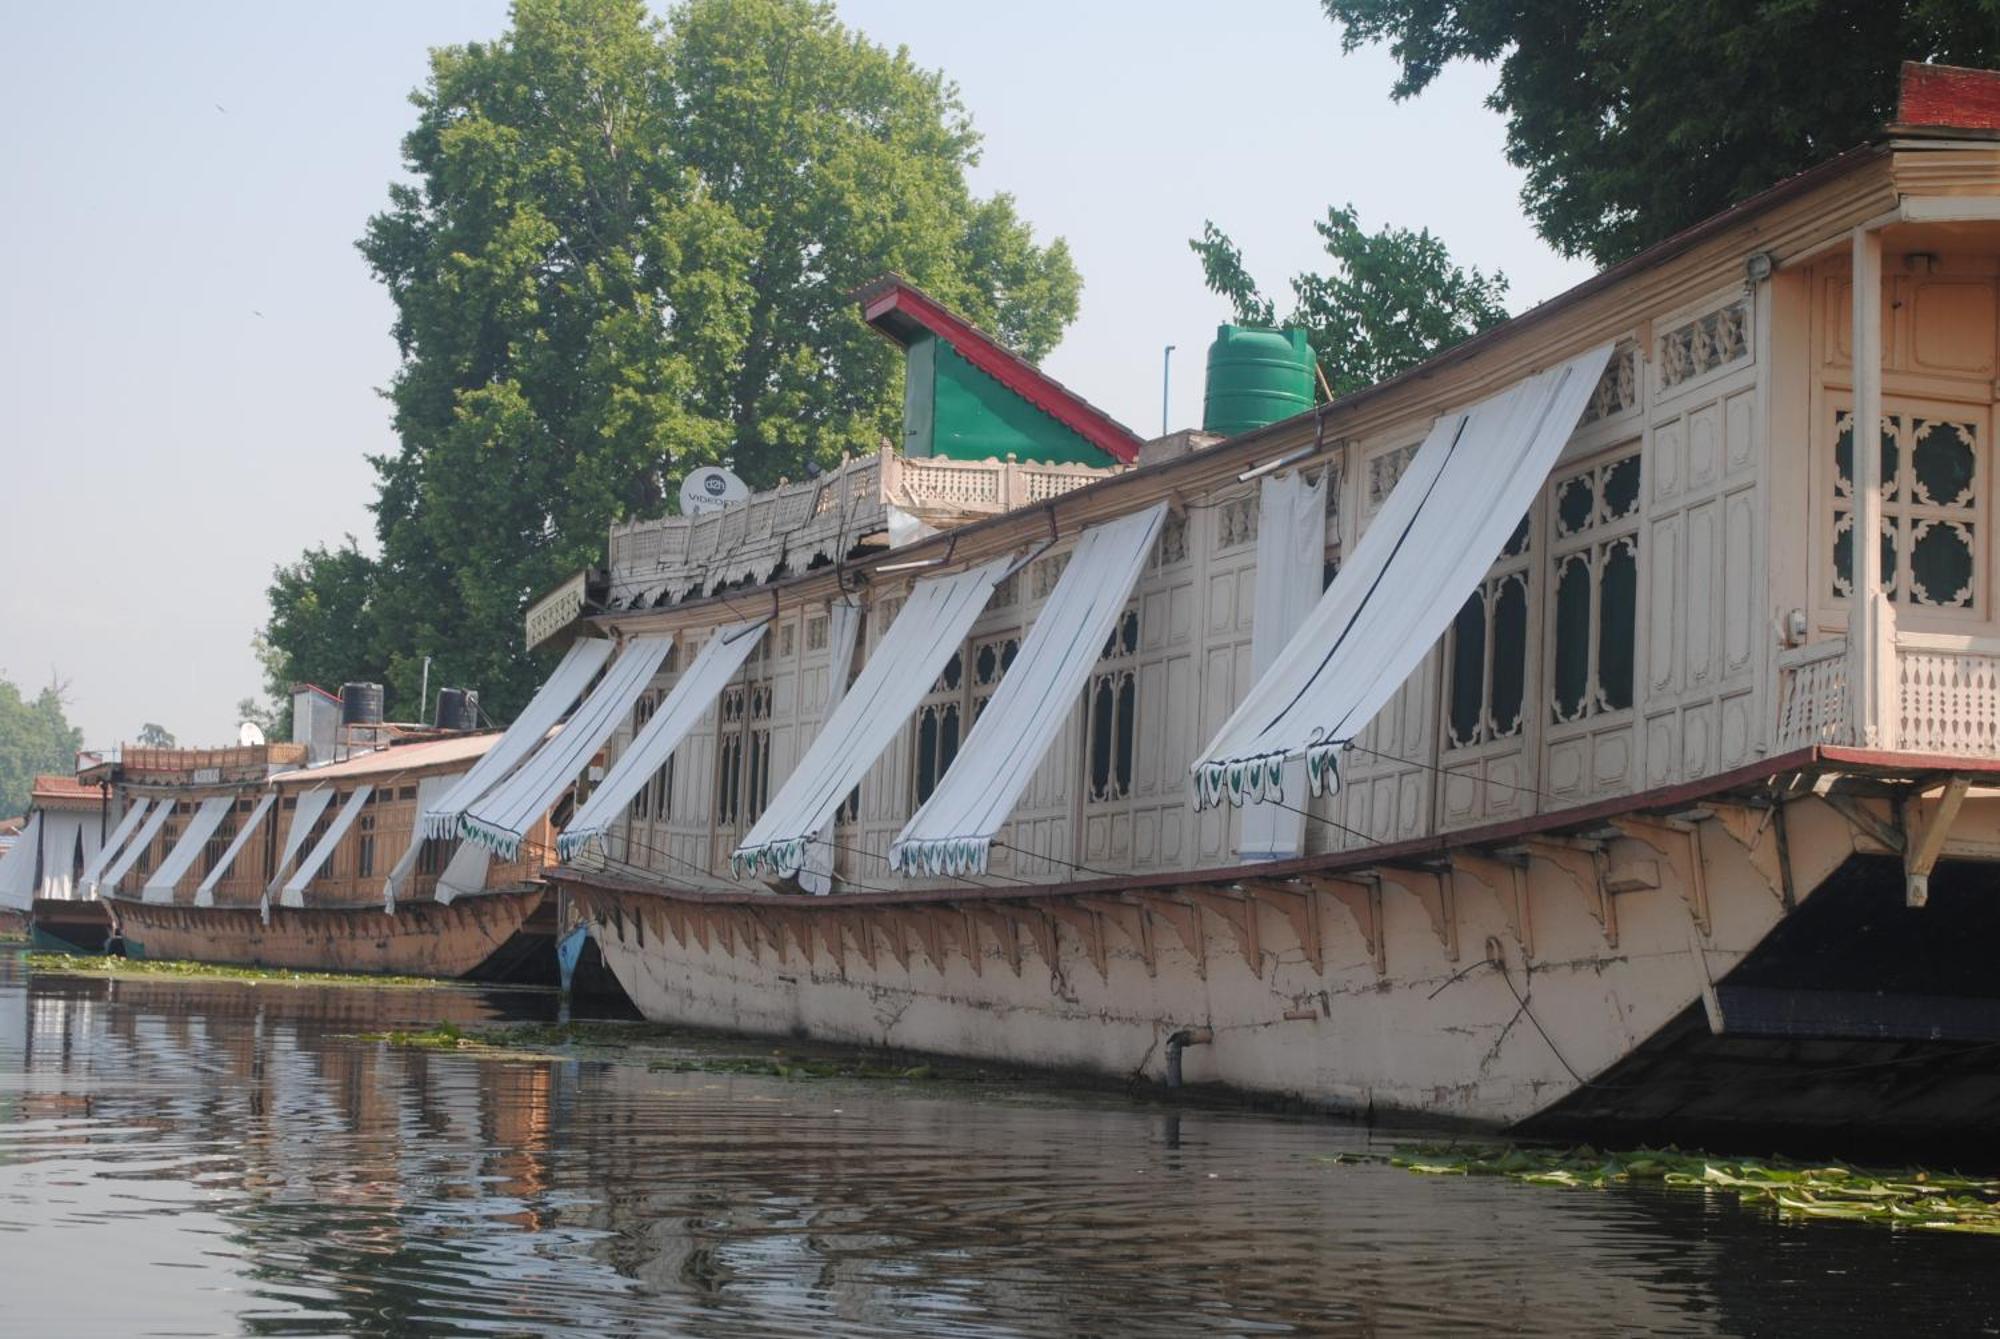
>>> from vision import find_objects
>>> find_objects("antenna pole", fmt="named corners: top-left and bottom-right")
top-left (419, 656), bottom-right (431, 723)
top-left (1161, 344), bottom-right (1176, 437)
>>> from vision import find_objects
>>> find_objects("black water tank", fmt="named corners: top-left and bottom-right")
top-left (340, 682), bottom-right (385, 725)
top-left (434, 687), bottom-right (479, 732)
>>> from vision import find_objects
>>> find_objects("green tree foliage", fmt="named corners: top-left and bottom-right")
top-left (1321, 1), bottom-right (2000, 265)
top-left (1192, 206), bottom-right (1510, 398)
top-left (0, 678), bottom-right (82, 819)
top-left (261, 0), bottom-right (1079, 721)
top-left (136, 723), bottom-right (177, 748)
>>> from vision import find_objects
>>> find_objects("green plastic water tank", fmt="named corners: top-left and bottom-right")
top-left (1202, 325), bottom-right (1314, 436)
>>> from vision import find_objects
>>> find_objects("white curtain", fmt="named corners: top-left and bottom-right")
top-left (97, 800), bottom-right (174, 899)
top-left (33, 810), bottom-right (99, 902)
top-left (197, 794), bottom-right (273, 907)
top-left (798, 597), bottom-right (864, 896)
top-left (889, 507), bottom-right (1167, 878)
top-left (380, 774), bottom-right (453, 910)
top-left (461, 636), bottom-right (676, 859)
top-left (1193, 346), bottom-right (1612, 809)
top-left (732, 556), bottom-right (1014, 883)
top-left (143, 795), bottom-right (234, 904)
top-left (557, 623), bottom-right (767, 862)
top-left (1238, 470), bottom-right (1329, 861)
top-left (280, 785), bottom-right (373, 906)
top-left (433, 840), bottom-right (491, 905)
top-left (422, 638), bottom-right (614, 840)
top-left (79, 799), bottom-right (148, 898)
top-left (0, 816), bottom-right (39, 911)
top-left (267, 786), bottom-right (336, 895)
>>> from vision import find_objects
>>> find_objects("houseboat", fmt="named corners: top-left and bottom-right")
top-left (85, 714), bottom-right (562, 980)
top-left (0, 772), bottom-right (116, 950)
top-left (501, 64), bottom-right (2000, 1144)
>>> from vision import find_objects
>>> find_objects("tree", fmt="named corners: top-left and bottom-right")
top-left (1321, 1), bottom-right (2000, 265)
top-left (0, 677), bottom-right (82, 818)
top-left (259, 0), bottom-right (1080, 724)
top-left (136, 723), bottom-right (177, 748)
top-left (1192, 205), bottom-right (1510, 399)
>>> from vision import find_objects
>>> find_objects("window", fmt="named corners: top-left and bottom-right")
top-left (1446, 514), bottom-right (1532, 750)
top-left (715, 679), bottom-right (773, 827)
top-left (356, 809), bottom-right (375, 879)
top-left (970, 635), bottom-right (1019, 723)
top-left (418, 836), bottom-right (453, 877)
top-left (1549, 452), bottom-right (1641, 724)
top-left (1832, 408), bottom-right (1981, 609)
top-left (912, 652), bottom-right (964, 806)
top-left (1085, 609), bottom-right (1139, 803)
top-left (202, 814), bottom-right (235, 879)
top-left (629, 694), bottom-right (656, 820)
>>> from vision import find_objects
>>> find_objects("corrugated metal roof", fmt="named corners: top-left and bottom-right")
top-left (273, 731), bottom-right (511, 786)
top-left (30, 774), bottom-right (101, 810)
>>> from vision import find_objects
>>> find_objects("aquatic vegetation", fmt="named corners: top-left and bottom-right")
top-left (1372, 1144), bottom-right (2000, 1235)
top-left (27, 952), bottom-right (446, 989)
top-left (646, 1055), bottom-right (939, 1081)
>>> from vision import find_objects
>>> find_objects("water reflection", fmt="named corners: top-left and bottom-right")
top-left (0, 950), bottom-right (1993, 1337)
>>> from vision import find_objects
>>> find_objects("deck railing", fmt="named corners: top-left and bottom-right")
top-left (1776, 632), bottom-right (2000, 756)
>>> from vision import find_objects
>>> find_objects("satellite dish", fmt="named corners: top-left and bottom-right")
top-left (679, 466), bottom-right (749, 516)
top-left (238, 721), bottom-right (267, 747)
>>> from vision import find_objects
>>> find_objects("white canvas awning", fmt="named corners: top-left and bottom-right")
top-left (79, 799), bottom-right (148, 899)
top-left (197, 794), bottom-right (274, 907)
top-left (798, 597), bottom-right (864, 896)
top-left (432, 839), bottom-right (491, 905)
top-left (280, 785), bottom-right (373, 906)
top-left (380, 773), bottom-right (454, 910)
top-left (558, 622), bottom-right (768, 862)
top-left (28, 809), bottom-right (105, 902)
top-left (1237, 469), bottom-right (1329, 861)
top-left (422, 638), bottom-right (615, 840)
top-left (0, 815), bottom-right (39, 911)
top-left (97, 799), bottom-right (174, 899)
top-left (461, 636), bottom-right (676, 859)
top-left (889, 507), bottom-right (1167, 878)
top-left (267, 786), bottom-right (336, 895)
top-left (142, 795), bottom-right (235, 904)
top-left (1192, 347), bottom-right (1612, 809)
top-left (732, 556), bottom-right (1014, 884)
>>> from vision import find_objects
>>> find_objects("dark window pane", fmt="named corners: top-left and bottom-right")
top-left (1835, 411), bottom-right (1899, 500)
top-left (1115, 673), bottom-right (1136, 796)
top-left (916, 709), bottom-right (939, 804)
top-left (940, 705), bottom-right (960, 776)
top-left (1556, 474), bottom-right (1595, 536)
top-left (1601, 456), bottom-right (1641, 520)
top-left (1832, 511), bottom-right (1899, 601)
top-left (1912, 419), bottom-right (1976, 508)
top-left (1491, 573), bottom-right (1528, 737)
top-left (1089, 678), bottom-right (1114, 798)
top-left (1447, 591), bottom-right (1486, 748)
top-left (1910, 520), bottom-right (1975, 608)
top-left (1001, 639), bottom-right (1019, 671)
top-left (976, 644), bottom-right (998, 684)
top-left (1553, 554), bottom-right (1591, 722)
top-left (938, 652), bottom-right (962, 691)
top-left (1502, 513), bottom-right (1531, 558)
top-left (1121, 610), bottom-right (1140, 655)
top-left (1598, 540), bottom-right (1637, 712)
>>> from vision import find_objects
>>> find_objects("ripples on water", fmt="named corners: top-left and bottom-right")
top-left (0, 951), bottom-right (1994, 1337)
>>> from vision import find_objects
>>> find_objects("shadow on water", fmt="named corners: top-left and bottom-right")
top-left (0, 950), bottom-right (1994, 1337)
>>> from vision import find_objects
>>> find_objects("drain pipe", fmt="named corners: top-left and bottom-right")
top-left (1164, 1027), bottom-right (1214, 1089)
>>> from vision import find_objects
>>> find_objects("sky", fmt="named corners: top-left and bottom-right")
top-left (0, 2), bottom-right (1593, 753)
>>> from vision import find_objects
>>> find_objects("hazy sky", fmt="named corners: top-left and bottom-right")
top-left (0, 2), bottom-right (1593, 752)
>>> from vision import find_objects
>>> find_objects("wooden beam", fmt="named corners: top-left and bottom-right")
top-left (969, 906), bottom-right (1021, 976)
top-left (663, 902), bottom-right (689, 951)
top-left (1080, 896), bottom-right (1155, 977)
top-left (844, 912), bottom-right (876, 971)
top-left (818, 912), bottom-right (844, 975)
top-left (1137, 893), bottom-right (1204, 980)
top-left (1451, 851), bottom-right (1530, 959)
top-left (904, 909), bottom-right (945, 971)
top-left (1376, 865), bottom-right (1456, 961)
top-left (1242, 879), bottom-right (1322, 976)
top-left (746, 907), bottom-right (785, 965)
top-left (786, 910), bottom-right (815, 968)
top-left (1303, 874), bottom-right (1382, 976)
top-left (1905, 774), bottom-right (1972, 908)
top-left (880, 910), bottom-right (912, 972)
top-left (934, 905), bottom-right (971, 973)
top-left (1042, 901), bottom-right (1107, 983)
top-left (1016, 907), bottom-right (1059, 974)
top-left (1512, 838), bottom-right (1614, 949)
top-left (1187, 888), bottom-right (1261, 977)
top-left (711, 907), bottom-right (734, 958)
top-left (1701, 802), bottom-right (1790, 906)
top-left (1611, 815), bottom-right (1709, 934)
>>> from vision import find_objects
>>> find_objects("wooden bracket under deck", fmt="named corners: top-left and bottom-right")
top-left (934, 906), bottom-right (974, 976)
top-left (1302, 874), bottom-right (1383, 976)
top-left (1449, 850), bottom-right (1531, 959)
top-left (1041, 901), bottom-right (1108, 983)
top-left (1510, 837), bottom-right (1615, 949)
top-left (968, 905), bottom-right (1022, 976)
top-left (1079, 895), bottom-right (1156, 977)
top-left (1135, 892), bottom-right (1205, 980)
top-left (1694, 802), bottom-right (1791, 908)
top-left (1185, 888), bottom-right (1262, 978)
top-left (1903, 774), bottom-right (1973, 908)
top-left (1241, 879), bottom-right (1323, 976)
top-left (1610, 814), bottom-right (1710, 935)
top-left (1375, 864), bottom-right (1456, 962)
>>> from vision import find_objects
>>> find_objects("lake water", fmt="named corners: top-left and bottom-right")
top-left (0, 950), bottom-right (1994, 1337)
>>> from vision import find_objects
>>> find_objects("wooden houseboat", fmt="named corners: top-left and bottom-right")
top-left (0, 773), bottom-right (116, 950)
top-left (511, 65), bottom-right (2000, 1144)
top-left (85, 731), bottom-right (559, 980)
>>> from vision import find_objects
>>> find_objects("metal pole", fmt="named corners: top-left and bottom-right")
top-left (1850, 226), bottom-right (1892, 749)
top-left (1161, 344), bottom-right (1176, 437)
top-left (419, 656), bottom-right (432, 724)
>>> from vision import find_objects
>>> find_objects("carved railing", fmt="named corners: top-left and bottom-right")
top-left (606, 449), bottom-right (1122, 609)
top-left (1776, 632), bottom-right (2000, 757)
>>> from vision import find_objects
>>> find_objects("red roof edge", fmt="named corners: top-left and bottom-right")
top-left (292, 682), bottom-right (342, 705)
top-left (1897, 61), bottom-right (2000, 132)
top-left (854, 275), bottom-right (1145, 464)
